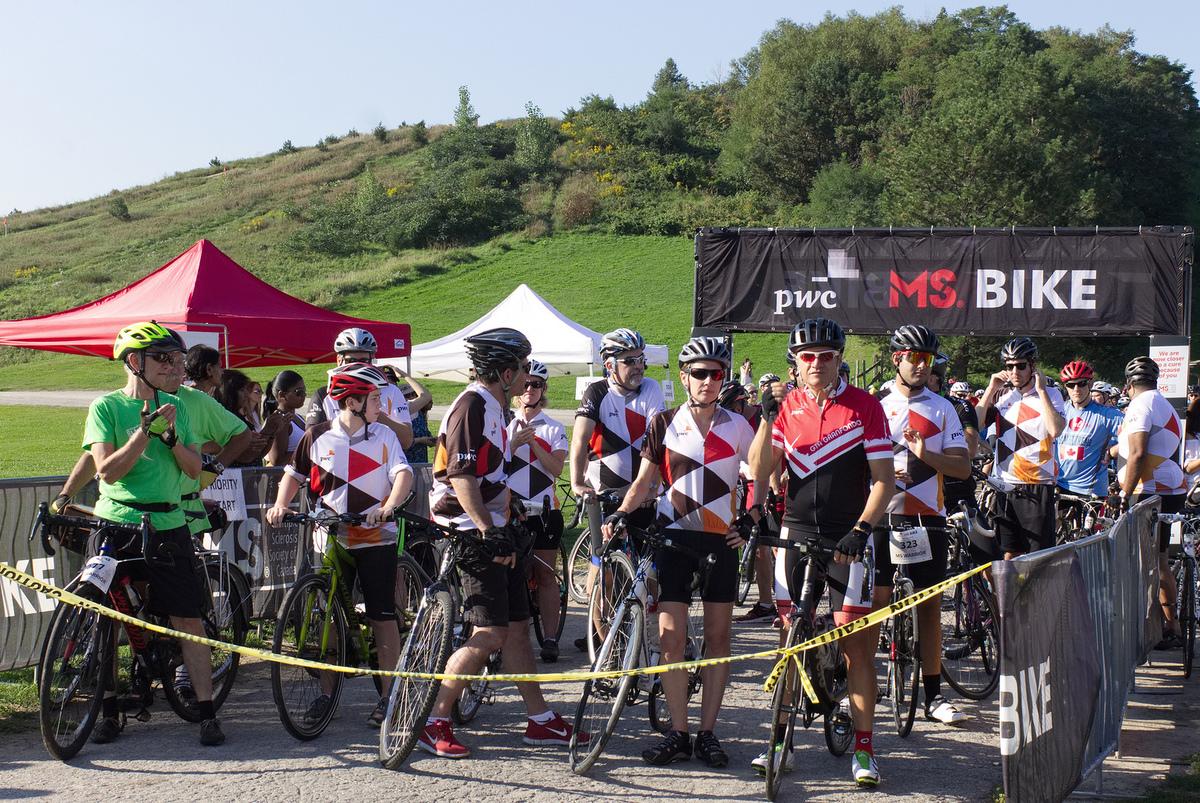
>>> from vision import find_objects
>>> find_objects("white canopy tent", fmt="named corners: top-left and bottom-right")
top-left (380, 284), bottom-right (669, 381)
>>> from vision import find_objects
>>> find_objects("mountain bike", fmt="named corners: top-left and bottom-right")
top-left (1160, 512), bottom-right (1198, 678)
top-left (32, 503), bottom-right (249, 761)
top-left (270, 509), bottom-right (428, 740)
top-left (941, 501), bottom-right (1000, 699)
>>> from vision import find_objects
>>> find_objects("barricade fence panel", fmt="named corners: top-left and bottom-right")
top-left (0, 465), bottom-right (433, 671)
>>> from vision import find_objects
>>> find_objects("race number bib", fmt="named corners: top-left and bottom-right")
top-left (81, 554), bottom-right (118, 593)
top-left (888, 526), bottom-right (933, 565)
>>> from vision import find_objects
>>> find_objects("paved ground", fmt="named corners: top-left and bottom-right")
top-left (4, 597), bottom-right (1196, 803)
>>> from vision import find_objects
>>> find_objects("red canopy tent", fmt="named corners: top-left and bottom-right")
top-left (0, 239), bottom-right (411, 367)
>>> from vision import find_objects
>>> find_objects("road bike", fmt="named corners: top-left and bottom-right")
top-left (1055, 491), bottom-right (1115, 544)
top-left (941, 501), bottom-right (1000, 699)
top-left (520, 497), bottom-right (569, 651)
top-left (1160, 512), bottom-right (1198, 678)
top-left (564, 491), bottom-right (622, 604)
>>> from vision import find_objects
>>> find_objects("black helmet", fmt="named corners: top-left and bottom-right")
top-left (464, 327), bottom-right (532, 373)
top-left (789, 318), bottom-right (845, 353)
top-left (890, 324), bottom-right (939, 354)
top-left (717, 381), bottom-right (748, 408)
top-left (1000, 337), bottom-right (1038, 363)
top-left (1124, 356), bottom-right (1159, 385)
top-left (678, 336), bottom-right (731, 368)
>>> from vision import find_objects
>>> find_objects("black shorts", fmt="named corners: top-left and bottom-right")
top-left (459, 534), bottom-right (531, 627)
top-left (335, 542), bottom-right (398, 622)
top-left (777, 526), bottom-right (875, 627)
top-left (1137, 493), bottom-right (1185, 553)
top-left (528, 510), bottom-right (565, 551)
top-left (654, 530), bottom-right (737, 604)
top-left (130, 525), bottom-right (205, 620)
top-left (994, 484), bottom-right (1057, 555)
top-left (872, 516), bottom-right (949, 591)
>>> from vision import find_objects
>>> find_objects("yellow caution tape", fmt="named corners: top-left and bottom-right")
top-left (1, 560), bottom-right (988, 685)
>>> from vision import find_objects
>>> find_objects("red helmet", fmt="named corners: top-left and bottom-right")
top-left (1060, 360), bottom-right (1094, 382)
top-left (328, 362), bottom-right (387, 401)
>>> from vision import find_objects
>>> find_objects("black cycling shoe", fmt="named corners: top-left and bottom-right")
top-left (574, 634), bottom-right (601, 653)
top-left (540, 638), bottom-right (559, 663)
top-left (90, 716), bottom-right (122, 744)
top-left (200, 718), bottom-right (225, 746)
top-left (694, 730), bottom-right (728, 768)
top-left (642, 729), bottom-right (692, 765)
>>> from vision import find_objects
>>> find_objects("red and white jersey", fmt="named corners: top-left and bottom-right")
top-left (880, 387), bottom-right (965, 517)
top-left (771, 379), bottom-right (891, 536)
top-left (1118, 389), bottom-right (1186, 496)
top-left (641, 405), bottom-right (756, 533)
top-left (506, 408), bottom-right (568, 508)
top-left (429, 384), bottom-right (511, 530)
top-left (576, 377), bottom-right (665, 494)
top-left (988, 385), bottom-right (1065, 486)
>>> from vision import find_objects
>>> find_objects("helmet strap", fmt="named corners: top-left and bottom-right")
top-left (127, 353), bottom-right (163, 408)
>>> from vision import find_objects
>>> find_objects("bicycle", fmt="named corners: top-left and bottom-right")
top-left (754, 534), bottom-right (854, 800)
top-left (878, 560), bottom-right (919, 738)
top-left (565, 490), bottom-right (622, 605)
top-left (1159, 512), bottom-right (1198, 678)
top-left (32, 502), bottom-right (249, 761)
top-left (568, 523), bottom-right (715, 775)
top-left (737, 488), bottom-right (782, 606)
top-left (520, 497), bottom-right (569, 650)
top-left (1056, 491), bottom-right (1113, 544)
top-left (270, 509), bottom-right (428, 741)
top-left (941, 501), bottom-right (1001, 699)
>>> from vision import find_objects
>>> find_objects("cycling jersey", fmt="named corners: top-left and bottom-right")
top-left (641, 405), bottom-right (756, 533)
top-left (1117, 389), bottom-right (1186, 496)
top-left (987, 386), bottom-right (1065, 485)
top-left (942, 395), bottom-right (978, 505)
top-left (771, 378), bottom-right (891, 536)
top-left (880, 388), bottom-right (965, 518)
top-left (307, 379), bottom-right (411, 430)
top-left (1056, 402), bottom-right (1121, 496)
top-left (576, 377), bottom-right (665, 493)
top-left (175, 384), bottom-right (249, 535)
top-left (83, 390), bottom-right (197, 532)
top-left (506, 409), bottom-right (568, 508)
top-left (286, 418), bottom-right (411, 549)
top-left (430, 383), bottom-right (511, 529)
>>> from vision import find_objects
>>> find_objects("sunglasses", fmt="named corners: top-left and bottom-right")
top-left (1005, 362), bottom-right (1030, 371)
top-left (685, 367), bottom-right (725, 381)
top-left (145, 351), bottom-right (183, 365)
top-left (898, 350), bottom-right (935, 365)
top-left (1064, 380), bottom-right (1089, 389)
top-left (614, 356), bottom-right (646, 367)
top-left (524, 380), bottom-right (546, 390)
top-left (794, 351), bottom-right (839, 364)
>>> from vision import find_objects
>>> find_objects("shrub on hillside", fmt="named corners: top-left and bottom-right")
top-left (553, 173), bottom-right (600, 230)
top-left (279, 140), bottom-right (298, 154)
top-left (410, 120), bottom-right (428, 146)
top-left (107, 194), bottom-right (131, 221)
top-left (209, 157), bottom-right (222, 168)
top-left (373, 123), bottom-right (387, 143)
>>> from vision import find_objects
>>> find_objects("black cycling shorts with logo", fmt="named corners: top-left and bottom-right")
top-left (458, 535), bottom-right (531, 627)
top-left (1137, 492), bottom-right (1185, 553)
top-left (871, 516), bottom-right (949, 591)
top-left (654, 529), bottom-right (738, 605)
top-left (335, 542), bottom-right (398, 622)
top-left (778, 527), bottom-right (876, 627)
top-left (103, 524), bottom-right (206, 620)
top-left (994, 484), bottom-right (1057, 555)
top-left (526, 510), bottom-right (566, 551)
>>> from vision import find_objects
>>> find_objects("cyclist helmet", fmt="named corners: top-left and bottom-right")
top-left (759, 373), bottom-right (781, 387)
top-left (464, 327), bottom-right (532, 373)
top-left (1000, 337), bottom-right (1038, 363)
top-left (526, 358), bottom-right (549, 381)
top-left (889, 324), bottom-right (939, 355)
top-left (1060, 360), bottom-right (1094, 383)
top-left (718, 381), bottom-right (748, 408)
top-left (333, 327), bottom-right (378, 356)
top-left (789, 318), bottom-right (845, 353)
top-left (1090, 381), bottom-right (1110, 397)
top-left (328, 362), bottom-right (387, 401)
top-left (951, 381), bottom-right (970, 394)
top-left (1124, 356), bottom-right (1159, 385)
top-left (678, 336), bottom-right (731, 368)
top-left (112, 321), bottom-right (182, 361)
top-left (599, 328), bottom-right (645, 360)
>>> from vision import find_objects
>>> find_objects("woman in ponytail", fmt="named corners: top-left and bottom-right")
top-left (262, 370), bottom-right (308, 466)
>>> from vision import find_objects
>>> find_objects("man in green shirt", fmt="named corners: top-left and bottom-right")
top-left (82, 321), bottom-right (224, 746)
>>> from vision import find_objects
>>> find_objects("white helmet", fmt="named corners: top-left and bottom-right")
top-left (951, 381), bottom-right (970, 394)
top-left (526, 358), bottom-right (549, 380)
top-left (333, 327), bottom-right (377, 355)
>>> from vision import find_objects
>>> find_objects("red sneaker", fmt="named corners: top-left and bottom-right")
top-left (418, 719), bottom-right (470, 758)
top-left (523, 712), bottom-right (590, 746)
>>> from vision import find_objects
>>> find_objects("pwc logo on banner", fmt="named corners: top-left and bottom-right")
top-left (999, 655), bottom-right (1053, 756)
top-left (887, 269), bottom-right (1098, 310)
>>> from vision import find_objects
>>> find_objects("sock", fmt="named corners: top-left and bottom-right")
top-left (197, 699), bottom-right (216, 721)
top-left (923, 674), bottom-right (942, 707)
top-left (855, 730), bottom-right (873, 756)
top-left (102, 695), bottom-right (118, 718)
top-left (529, 709), bottom-right (556, 724)
top-left (426, 716), bottom-right (449, 726)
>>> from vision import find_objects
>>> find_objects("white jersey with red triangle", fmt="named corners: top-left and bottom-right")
top-left (506, 409), bottom-right (568, 508)
top-left (880, 388), bottom-right (965, 517)
top-left (1117, 389), bottom-right (1186, 495)
top-left (988, 385), bottom-right (1065, 485)
top-left (576, 377), bottom-right (665, 494)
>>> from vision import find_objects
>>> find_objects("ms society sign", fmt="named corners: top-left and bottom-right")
top-left (693, 227), bottom-right (1192, 336)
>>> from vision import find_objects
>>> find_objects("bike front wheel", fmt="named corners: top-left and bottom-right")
top-left (271, 574), bottom-right (348, 740)
top-left (941, 574), bottom-right (1000, 699)
top-left (569, 600), bottom-right (644, 775)
top-left (888, 604), bottom-right (920, 738)
top-left (38, 580), bottom-right (111, 761)
top-left (1178, 558), bottom-right (1196, 679)
top-left (764, 620), bottom-right (806, 801)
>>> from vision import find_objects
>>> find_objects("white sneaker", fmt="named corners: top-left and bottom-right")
top-left (751, 742), bottom-right (793, 776)
top-left (852, 750), bottom-right (880, 787)
top-left (925, 695), bottom-right (969, 725)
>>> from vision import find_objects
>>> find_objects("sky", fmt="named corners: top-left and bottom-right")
top-left (1, 1), bottom-right (1196, 214)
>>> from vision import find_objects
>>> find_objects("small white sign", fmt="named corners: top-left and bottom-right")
top-left (201, 468), bottom-right (248, 521)
top-left (393, 338), bottom-right (406, 350)
top-left (1150, 343), bottom-right (1190, 399)
top-left (662, 380), bottom-right (675, 402)
top-left (575, 376), bottom-right (604, 400)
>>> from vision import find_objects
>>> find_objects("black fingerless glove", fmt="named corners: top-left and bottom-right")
top-left (481, 526), bottom-right (515, 558)
top-left (604, 511), bottom-right (628, 535)
top-left (735, 511), bottom-right (757, 541)
top-left (834, 523), bottom-right (872, 559)
top-left (156, 426), bottom-right (178, 448)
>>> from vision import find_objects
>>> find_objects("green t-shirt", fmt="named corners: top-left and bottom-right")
top-left (83, 390), bottom-right (197, 532)
top-left (175, 385), bottom-right (248, 535)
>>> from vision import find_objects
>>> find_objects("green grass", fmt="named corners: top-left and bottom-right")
top-left (1145, 753), bottom-right (1200, 802)
top-left (0, 405), bottom-right (87, 478)
top-left (0, 666), bottom-right (38, 734)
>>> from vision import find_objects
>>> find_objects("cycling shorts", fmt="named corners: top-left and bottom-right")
top-left (654, 530), bottom-right (737, 605)
top-left (1137, 492), bottom-right (1185, 553)
top-left (99, 524), bottom-right (205, 620)
top-left (335, 542), bottom-right (398, 622)
top-left (458, 533), bottom-right (531, 627)
top-left (528, 510), bottom-right (565, 551)
top-left (871, 515), bottom-right (949, 591)
top-left (773, 526), bottom-right (876, 627)
top-left (994, 484), bottom-right (1057, 555)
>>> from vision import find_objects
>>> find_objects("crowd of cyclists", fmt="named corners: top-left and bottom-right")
top-left (40, 312), bottom-right (1197, 791)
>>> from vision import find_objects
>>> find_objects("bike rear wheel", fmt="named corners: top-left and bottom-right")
top-left (38, 580), bottom-right (111, 761)
top-left (380, 588), bottom-right (454, 769)
top-left (569, 600), bottom-right (644, 775)
top-left (567, 530), bottom-right (592, 604)
top-left (271, 574), bottom-right (348, 740)
top-left (1178, 558), bottom-right (1196, 679)
top-left (941, 575), bottom-right (1000, 699)
top-left (451, 621), bottom-right (497, 725)
top-left (530, 541), bottom-right (570, 647)
top-left (736, 537), bottom-right (756, 605)
top-left (394, 554), bottom-right (429, 636)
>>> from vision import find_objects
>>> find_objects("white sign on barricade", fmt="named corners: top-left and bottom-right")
top-left (575, 376), bottom-right (604, 400)
top-left (1149, 341), bottom-right (1189, 399)
top-left (201, 467), bottom-right (248, 521)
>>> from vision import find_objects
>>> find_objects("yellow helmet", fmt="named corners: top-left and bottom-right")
top-left (112, 321), bottom-right (183, 360)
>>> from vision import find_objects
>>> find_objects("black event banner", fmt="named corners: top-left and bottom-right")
top-left (996, 549), bottom-right (1101, 803)
top-left (693, 227), bottom-right (1193, 336)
